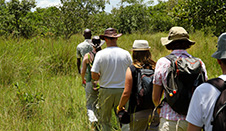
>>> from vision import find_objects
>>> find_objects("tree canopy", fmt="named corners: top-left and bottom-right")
top-left (0, 0), bottom-right (226, 39)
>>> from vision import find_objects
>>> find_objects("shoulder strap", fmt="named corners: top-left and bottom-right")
top-left (165, 54), bottom-right (177, 63)
top-left (87, 51), bottom-right (96, 67)
top-left (130, 64), bottom-right (137, 74)
top-left (207, 78), bottom-right (226, 127)
top-left (206, 78), bottom-right (226, 92)
top-left (130, 64), bottom-right (142, 98)
top-left (165, 53), bottom-right (195, 61)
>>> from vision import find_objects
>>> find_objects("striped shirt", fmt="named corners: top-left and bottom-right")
top-left (153, 50), bottom-right (208, 120)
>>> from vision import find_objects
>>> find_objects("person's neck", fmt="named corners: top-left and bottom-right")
top-left (92, 49), bottom-right (96, 53)
top-left (222, 70), bottom-right (226, 75)
top-left (107, 42), bottom-right (117, 47)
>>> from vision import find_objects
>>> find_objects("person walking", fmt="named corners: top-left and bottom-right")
top-left (76, 29), bottom-right (93, 74)
top-left (186, 32), bottom-right (226, 131)
top-left (91, 28), bottom-right (132, 131)
top-left (152, 26), bottom-right (208, 131)
top-left (117, 40), bottom-right (159, 131)
top-left (81, 36), bottom-right (104, 130)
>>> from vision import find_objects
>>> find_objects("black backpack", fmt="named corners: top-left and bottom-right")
top-left (207, 78), bottom-right (226, 131)
top-left (136, 65), bottom-right (155, 110)
top-left (164, 53), bottom-right (205, 115)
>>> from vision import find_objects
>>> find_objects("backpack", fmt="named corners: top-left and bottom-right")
top-left (136, 64), bottom-right (155, 110)
top-left (207, 78), bottom-right (226, 131)
top-left (164, 53), bottom-right (205, 115)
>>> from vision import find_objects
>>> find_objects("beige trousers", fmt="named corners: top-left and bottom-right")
top-left (159, 117), bottom-right (188, 131)
top-left (97, 88), bottom-right (129, 131)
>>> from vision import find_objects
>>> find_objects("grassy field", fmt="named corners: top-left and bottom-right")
top-left (0, 31), bottom-right (221, 130)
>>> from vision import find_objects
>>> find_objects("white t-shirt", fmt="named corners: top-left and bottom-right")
top-left (91, 47), bottom-right (132, 88)
top-left (186, 75), bottom-right (226, 131)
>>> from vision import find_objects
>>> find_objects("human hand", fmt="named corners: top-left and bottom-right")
top-left (92, 81), bottom-right (100, 91)
top-left (82, 80), bottom-right (86, 87)
top-left (116, 105), bottom-right (125, 114)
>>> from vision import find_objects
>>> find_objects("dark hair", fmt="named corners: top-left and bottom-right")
top-left (220, 59), bottom-right (226, 65)
top-left (83, 29), bottom-right (92, 39)
top-left (92, 38), bottom-right (102, 52)
top-left (132, 50), bottom-right (156, 69)
top-left (96, 47), bottom-right (102, 52)
top-left (166, 40), bottom-right (192, 50)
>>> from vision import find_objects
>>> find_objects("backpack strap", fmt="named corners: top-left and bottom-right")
top-left (131, 64), bottom-right (142, 101)
top-left (207, 78), bottom-right (226, 126)
top-left (165, 54), bottom-right (177, 63)
top-left (207, 78), bottom-right (226, 92)
top-left (165, 53), bottom-right (194, 60)
top-left (87, 51), bottom-right (96, 68)
top-left (164, 54), bottom-right (177, 95)
top-left (129, 64), bottom-right (138, 93)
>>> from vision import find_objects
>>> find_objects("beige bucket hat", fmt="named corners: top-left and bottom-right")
top-left (161, 26), bottom-right (195, 46)
top-left (132, 40), bottom-right (150, 51)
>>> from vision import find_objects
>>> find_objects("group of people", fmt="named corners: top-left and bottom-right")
top-left (76, 26), bottom-right (226, 131)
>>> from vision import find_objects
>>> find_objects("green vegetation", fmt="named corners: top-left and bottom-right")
top-left (1, 0), bottom-right (226, 39)
top-left (0, 30), bottom-right (221, 130)
top-left (0, 0), bottom-right (224, 130)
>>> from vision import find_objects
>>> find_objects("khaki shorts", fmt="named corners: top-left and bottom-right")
top-left (159, 117), bottom-right (188, 131)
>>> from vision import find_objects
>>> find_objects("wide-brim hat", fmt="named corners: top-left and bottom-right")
top-left (89, 36), bottom-right (105, 48)
top-left (99, 28), bottom-right (122, 40)
top-left (161, 26), bottom-right (195, 46)
top-left (212, 33), bottom-right (226, 59)
top-left (132, 40), bottom-right (150, 51)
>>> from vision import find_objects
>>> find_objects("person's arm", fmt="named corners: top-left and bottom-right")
top-left (117, 67), bottom-right (133, 113)
top-left (81, 54), bottom-right (88, 84)
top-left (92, 72), bottom-right (100, 81)
top-left (152, 84), bottom-right (163, 107)
top-left (77, 58), bottom-right (81, 74)
top-left (91, 53), bottom-right (100, 81)
top-left (187, 123), bottom-right (202, 131)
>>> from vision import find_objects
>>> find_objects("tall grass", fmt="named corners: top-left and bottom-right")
top-left (0, 31), bottom-right (220, 130)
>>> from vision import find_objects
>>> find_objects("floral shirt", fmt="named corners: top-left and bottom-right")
top-left (153, 50), bottom-right (208, 120)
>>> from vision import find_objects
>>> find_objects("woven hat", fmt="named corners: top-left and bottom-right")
top-left (161, 26), bottom-right (195, 46)
top-left (212, 33), bottom-right (226, 59)
top-left (99, 28), bottom-right (122, 40)
top-left (90, 36), bottom-right (105, 48)
top-left (132, 40), bottom-right (150, 51)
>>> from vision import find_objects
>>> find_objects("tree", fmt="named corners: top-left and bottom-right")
top-left (55, 0), bottom-right (109, 39)
top-left (148, 1), bottom-right (175, 32)
top-left (172, 0), bottom-right (226, 36)
top-left (114, 0), bottom-right (152, 34)
top-left (86, 12), bottom-right (115, 35)
top-left (0, 0), bottom-right (7, 36)
top-left (1, 0), bottom-right (36, 38)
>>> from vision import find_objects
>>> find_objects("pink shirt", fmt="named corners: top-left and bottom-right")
top-left (153, 50), bottom-right (208, 120)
